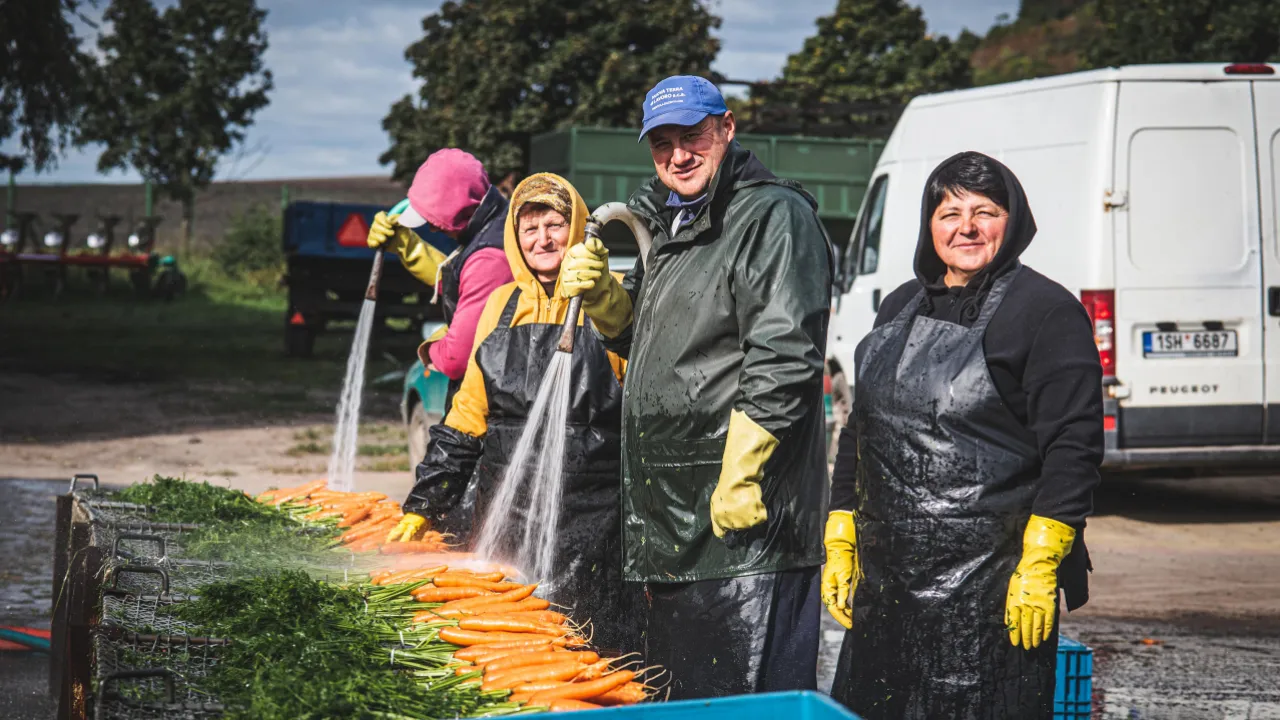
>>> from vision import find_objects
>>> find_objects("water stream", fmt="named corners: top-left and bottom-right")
top-left (327, 298), bottom-right (377, 492)
top-left (473, 350), bottom-right (574, 585)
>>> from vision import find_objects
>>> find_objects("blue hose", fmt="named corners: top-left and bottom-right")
top-left (0, 627), bottom-right (50, 652)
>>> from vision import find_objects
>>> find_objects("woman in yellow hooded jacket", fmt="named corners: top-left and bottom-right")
top-left (386, 173), bottom-right (643, 652)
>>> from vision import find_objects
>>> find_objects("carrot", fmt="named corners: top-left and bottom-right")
top-left (528, 670), bottom-right (636, 704)
top-left (459, 616), bottom-right (567, 636)
top-left (498, 610), bottom-right (568, 625)
top-left (439, 628), bottom-right (576, 647)
top-left (432, 570), bottom-right (506, 582)
top-left (380, 540), bottom-right (451, 554)
top-left (471, 646), bottom-right (568, 666)
top-left (549, 699), bottom-right (602, 712)
top-left (413, 587), bottom-right (494, 603)
top-left (433, 576), bottom-right (522, 592)
top-left (574, 658), bottom-right (614, 682)
top-left (435, 585), bottom-right (537, 613)
top-left (378, 565), bottom-right (448, 586)
top-left (453, 639), bottom-right (554, 662)
top-left (341, 519), bottom-right (398, 543)
top-left (346, 536), bottom-right (382, 552)
top-left (269, 480), bottom-right (328, 505)
top-left (484, 651), bottom-right (598, 674)
top-left (412, 610), bottom-right (443, 624)
top-left (346, 506), bottom-right (400, 526)
top-left (481, 661), bottom-right (584, 691)
top-left (511, 681), bottom-right (570, 694)
top-left (594, 682), bottom-right (649, 706)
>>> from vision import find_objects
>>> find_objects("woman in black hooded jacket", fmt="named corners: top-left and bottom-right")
top-left (824, 151), bottom-right (1103, 719)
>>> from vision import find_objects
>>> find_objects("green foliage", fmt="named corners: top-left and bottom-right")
top-left (0, 0), bottom-right (89, 172)
top-left (751, 0), bottom-right (971, 133)
top-left (116, 475), bottom-right (282, 525)
top-left (1087, 0), bottom-right (1280, 67)
top-left (171, 572), bottom-right (494, 719)
top-left (381, 0), bottom-right (720, 180)
top-left (78, 0), bottom-right (273, 240)
top-left (170, 572), bottom-right (416, 719)
top-left (212, 203), bottom-right (284, 285)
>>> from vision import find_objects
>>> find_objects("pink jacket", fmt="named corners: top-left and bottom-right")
top-left (426, 248), bottom-right (512, 380)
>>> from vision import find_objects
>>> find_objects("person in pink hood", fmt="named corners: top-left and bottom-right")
top-left (367, 149), bottom-right (513, 412)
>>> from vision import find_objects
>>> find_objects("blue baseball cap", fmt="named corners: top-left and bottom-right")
top-left (638, 75), bottom-right (728, 142)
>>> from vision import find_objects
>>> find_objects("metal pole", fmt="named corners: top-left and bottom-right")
top-left (144, 181), bottom-right (153, 218)
top-left (365, 250), bottom-right (384, 301)
top-left (281, 184), bottom-right (290, 211)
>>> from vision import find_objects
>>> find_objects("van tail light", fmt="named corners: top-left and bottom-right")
top-left (1081, 290), bottom-right (1116, 378)
top-left (1224, 63), bottom-right (1274, 75)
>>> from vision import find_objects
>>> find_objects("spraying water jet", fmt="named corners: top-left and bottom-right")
top-left (474, 202), bottom-right (652, 586)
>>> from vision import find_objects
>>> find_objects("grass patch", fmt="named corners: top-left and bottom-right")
top-left (0, 259), bottom-right (414, 420)
top-left (363, 457), bottom-right (412, 473)
top-left (286, 441), bottom-right (329, 457)
top-left (356, 443), bottom-right (403, 457)
top-left (292, 427), bottom-right (325, 442)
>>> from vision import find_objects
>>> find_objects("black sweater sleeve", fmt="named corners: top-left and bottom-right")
top-left (1024, 301), bottom-right (1104, 526)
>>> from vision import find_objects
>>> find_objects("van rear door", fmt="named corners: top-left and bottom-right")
top-left (1113, 80), bottom-right (1265, 447)
top-left (1252, 79), bottom-right (1280, 443)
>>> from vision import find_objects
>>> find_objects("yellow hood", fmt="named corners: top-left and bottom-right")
top-left (503, 172), bottom-right (589, 307)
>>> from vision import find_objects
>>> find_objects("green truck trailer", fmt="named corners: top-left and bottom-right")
top-left (529, 126), bottom-right (885, 254)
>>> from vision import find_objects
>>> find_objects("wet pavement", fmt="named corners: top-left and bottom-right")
top-left (0, 477), bottom-right (63, 720)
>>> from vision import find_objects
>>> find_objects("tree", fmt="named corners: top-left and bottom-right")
top-left (0, 0), bottom-right (90, 174)
top-left (970, 1), bottom-right (1098, 86)
top-left (79, 0), bottom-right (273, 248)
top-left (748, 0), bottom-right (971, 134)
top-left (382, 0), bottom-right (720, 182)
top-left (1087, 0), bottom-right (1280, 67)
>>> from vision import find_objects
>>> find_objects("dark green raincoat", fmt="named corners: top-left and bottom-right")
top-left (604, 141), bottom-right (833, 583)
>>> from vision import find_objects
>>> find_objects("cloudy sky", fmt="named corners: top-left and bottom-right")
top-left (7, 0), bottom-right (1017, 184)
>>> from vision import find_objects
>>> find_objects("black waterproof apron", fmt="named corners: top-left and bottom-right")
top-left (465, 288), bottom-right (645, 654)
top-left (832, 267), bottom-right (1059, 719)
top-left (645, 566), bottom-right (820, 700)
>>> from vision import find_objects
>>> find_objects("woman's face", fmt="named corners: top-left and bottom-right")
top-left (930, 190), bottom-right (1008, 286)
top-left (517, 204), bottom-right (570, 283)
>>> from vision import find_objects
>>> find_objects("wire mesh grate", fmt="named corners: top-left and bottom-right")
top-left (100, 592), bottom-right (198, 636)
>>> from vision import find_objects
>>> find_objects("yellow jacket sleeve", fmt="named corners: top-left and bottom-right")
top-left (443, 284), bottom-right (515, 438)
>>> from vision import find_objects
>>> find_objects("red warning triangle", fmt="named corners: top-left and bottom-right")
top-left (289, 311), bottom-right (306, 325)
top-left (336, 212), bottom-right (370, 248)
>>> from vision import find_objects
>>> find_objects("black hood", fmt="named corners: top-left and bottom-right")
top-left (457, 186), bottom-right (508, 247)
top-left (914, 152), bottom-right (1037, 290)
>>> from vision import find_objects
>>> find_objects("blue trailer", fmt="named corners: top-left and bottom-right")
top-left (281, 200), bottom-right (455, 357)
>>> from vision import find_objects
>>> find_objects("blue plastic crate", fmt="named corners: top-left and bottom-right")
top-left (538, 690), bottom-right (859, 720)
top-left (1056, 635), bottom-right (1093, 719)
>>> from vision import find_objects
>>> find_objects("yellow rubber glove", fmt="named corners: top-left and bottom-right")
top-left (822, 510), bottom-right (858, 630)
top-left (710, 409), bottom-right (778, 538)
top-left (367, 212), bottom-right (447, 287)
top-left (386, 512), bottom-right (427, 543)
top-left (559, 236), bottom-right (633, 338)
top-left (1006, 515), bottom-right (1076, 649)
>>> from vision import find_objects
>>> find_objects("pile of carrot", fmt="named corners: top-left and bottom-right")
top-left (252, 480), bottom-right (452, 553)
top-left (256, 481), bottom-right (663, 711)
top-left (369, 561), bottom-right (657, 711)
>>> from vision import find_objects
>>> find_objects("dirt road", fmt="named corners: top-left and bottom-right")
top-left (3, 372), bottom-right (1280, 718)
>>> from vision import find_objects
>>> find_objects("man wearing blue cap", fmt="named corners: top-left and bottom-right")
top-left (560, 75), bottom-right (833, 698)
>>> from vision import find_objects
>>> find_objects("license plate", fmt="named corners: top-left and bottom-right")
top-left (1142, 330), bottom-right (1238, 358)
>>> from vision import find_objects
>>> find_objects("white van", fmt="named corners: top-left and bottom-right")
top-left (830, 63), bottom-right (1280, 471)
